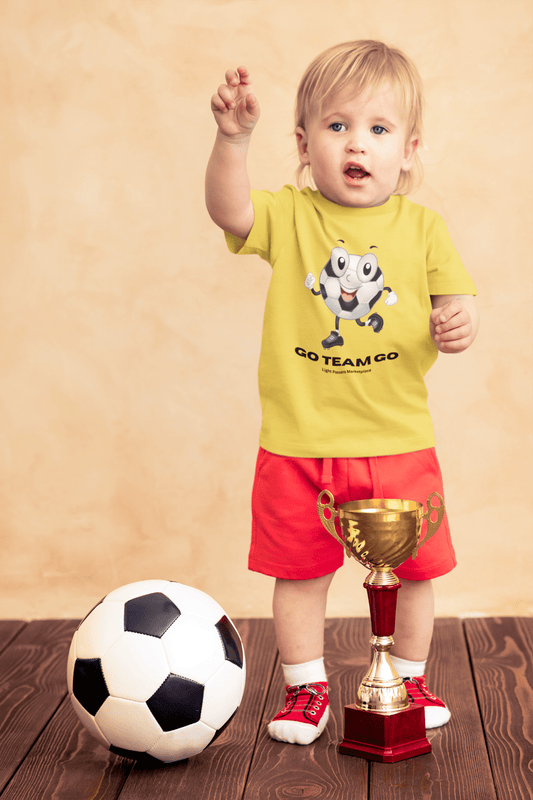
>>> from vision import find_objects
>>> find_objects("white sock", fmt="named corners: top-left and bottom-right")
top-left (390, 654), bottom-right (451, 729)
top-left (282, 657), bottom-right (327, 686)
top-left (268, 657), bottom-right (329, 745)
top-left (389, 655), bottom-right (426, 678)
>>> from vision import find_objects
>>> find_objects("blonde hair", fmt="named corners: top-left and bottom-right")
top-left (295, 40), bottom-right (424, 195)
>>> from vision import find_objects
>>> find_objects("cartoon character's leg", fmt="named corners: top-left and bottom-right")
top-left (322, 318), bottom-right (344, 349)
top-left (356, 314), bottom-right (384, 333)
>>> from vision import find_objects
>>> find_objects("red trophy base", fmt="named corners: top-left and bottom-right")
top-left (339, 703), bottom-right (432, 763)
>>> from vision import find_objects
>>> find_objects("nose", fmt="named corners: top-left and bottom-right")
top-left (343, 269), bottom-right (359, 287)
top-left (345, 130), bottom-right (366, 154)
top-left (346, 140), bottom-right (365, 154)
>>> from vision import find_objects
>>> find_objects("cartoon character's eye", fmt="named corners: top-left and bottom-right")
top-left (330, 247), bottom-right (350, 277)
top-left (356, 253), bottom-right (379, 282)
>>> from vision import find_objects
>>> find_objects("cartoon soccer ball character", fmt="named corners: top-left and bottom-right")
top-left (305, 245), bottom-right (398, 349)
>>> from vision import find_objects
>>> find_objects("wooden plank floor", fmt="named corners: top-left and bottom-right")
top-left (0, 617), bottom-right (531, 800)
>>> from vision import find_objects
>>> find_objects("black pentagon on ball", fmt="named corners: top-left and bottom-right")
top-left (216, 616), bottom-right (244, 668)
top-left (73, 658), bottom-right (110, 716)
top-left (323, 259), bottom-right (337, 278)
top-left (147, 674), bottom-right (204, 732)
top-left (368, 289), bottom-right (381, 310)
top-left (124, 592), bottom-right (181, 638)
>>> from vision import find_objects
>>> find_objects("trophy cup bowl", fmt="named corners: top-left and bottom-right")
top-left (317, 490), bottom-right (445, 762)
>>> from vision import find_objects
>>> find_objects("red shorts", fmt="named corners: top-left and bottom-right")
top-left (250, 448), bottom-right (455, 581)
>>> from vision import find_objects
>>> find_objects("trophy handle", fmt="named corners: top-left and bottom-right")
top-left (317, 490), bottom-right (352, 558)
top-left (412, 491), bottom-right (445, 559)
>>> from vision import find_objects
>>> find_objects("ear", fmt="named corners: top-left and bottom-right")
top-left (295, 126), bottom-right (311, 165)
top-left (401, 135), bottom-right (418, 172)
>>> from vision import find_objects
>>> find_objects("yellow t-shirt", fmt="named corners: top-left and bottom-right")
top-left (226, 186), bottom-right (477, 458)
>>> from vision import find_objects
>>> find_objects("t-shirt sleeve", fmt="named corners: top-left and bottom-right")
top-left (224, 186), bottom-right (296, 263)
top-left (426, 213), bottom-right (477, 296)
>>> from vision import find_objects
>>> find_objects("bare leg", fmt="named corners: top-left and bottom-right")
top-left (389, 578), bottom-right (451, 728)
top-left (390, 578), bottom-right (434, 662)
top-left (269, 572), bottom-right (335, 745)
top-left (273, 572), bottom-right (336, 666)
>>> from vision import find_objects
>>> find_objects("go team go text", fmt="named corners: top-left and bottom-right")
top-left (295, 347), bottom-right (399, 368)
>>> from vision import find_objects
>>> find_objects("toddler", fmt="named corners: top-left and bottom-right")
top-left (206, 40), bottom-right (478, 745)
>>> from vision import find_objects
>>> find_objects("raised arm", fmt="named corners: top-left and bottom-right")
top-left (205, 67), bottom-right (260, 240)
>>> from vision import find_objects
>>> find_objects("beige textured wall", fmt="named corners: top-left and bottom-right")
top-left (0, 0), bottom-right (531, 620)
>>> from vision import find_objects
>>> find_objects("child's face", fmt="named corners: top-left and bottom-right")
top-left (296, 83), bottom-right (418, 208)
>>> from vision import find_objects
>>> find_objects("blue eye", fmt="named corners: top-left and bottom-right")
top-left (330, 122), bottom-right (346, 132)
top-left (372, 125), bottom-right (387, 135)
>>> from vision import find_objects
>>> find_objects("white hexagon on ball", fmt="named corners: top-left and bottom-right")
top-left (74, 601), bottom-right (125, 659)
top-left (96, 696), bottom-right (163, 752)
top-left (322, 275), bottom-right (342, 300)
top-left (162, 615), bottom-right (226, 685)
top-left (200, 661), bottom-right (245, 730)
top-left (102, 631), bottom-right (170, 702)
top-left (147, 721), bottom-right (216, 763)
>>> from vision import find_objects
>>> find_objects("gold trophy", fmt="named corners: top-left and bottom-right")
top-left (317, 491), bottom-right (445, 762)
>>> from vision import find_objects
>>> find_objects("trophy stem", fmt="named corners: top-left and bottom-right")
top-left (365, 573), bottom-right (400, 636)
top-left (356, 570), bottom-right (409, 713)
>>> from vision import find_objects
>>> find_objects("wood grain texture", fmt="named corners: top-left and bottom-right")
top-left (0, 696), bottom-right (132, 800)
top-left (0, 619), bottom-right (77, 793)
top-left (370, 618), bottom-right (497, 800)
top-left (0, 617), bottom-right (529, 799)
top-left (464, 617), bottom-right (533, 800)
top-left (0, 622), bottom-right (27, 657)
top-left (117, 618), bottom-right (278, 800)
top-left (243, 618), bottom-right (370, 799)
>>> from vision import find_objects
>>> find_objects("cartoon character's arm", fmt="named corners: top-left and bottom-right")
top-left (383, 287), bottom-right (398, 306)
top-left (305, 273), bottom-right (322, 296)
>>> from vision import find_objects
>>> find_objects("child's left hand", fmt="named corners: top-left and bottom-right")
top-left (429, 295), bottom-right (478, 353)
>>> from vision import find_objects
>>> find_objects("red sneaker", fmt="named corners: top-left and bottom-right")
top-left (268, 682), bottom-right (329, 744)
top-left (403, 675), bottom-right (451, 728)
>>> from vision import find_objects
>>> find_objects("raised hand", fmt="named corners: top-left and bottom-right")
top-left (305, 273), bottom-right (316, 290)
top-left (211, 67), bottom-right (260, 138)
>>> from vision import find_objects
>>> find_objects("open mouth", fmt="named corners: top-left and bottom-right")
top-left (341, 289), bottom-right (357, 302)
top-left (344, 164), bottom-right (370, 182)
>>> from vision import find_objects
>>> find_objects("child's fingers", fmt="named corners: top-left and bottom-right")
top-left (244, 92), bottom-right (260, 118)
top-left (216, 82), bottom-right (238, 109)
top-left (434, 322), bottom-right (471, 342)
top-left (236, 65), bottom-right (253, 84)
top-left (211, 92), bottom-right (231, 113)
top-left (224, 68), bottom-right (241, 87)
top-left (214, 68), bottom-right (255, 113)
top-left (431, 301), bottom-right (467, 331)
top-left (436, 333), bottom-right (472, 353)
top-left (430, 306), bottom-right (451, 326)
top-left (431, 298), bottom-right (464, 325)
top-left (224, 67), bottom-right (253, 89)
top-left (211, 67), bottom-right (259, 132)
top-left (435, 310), bottom-right (470, 336)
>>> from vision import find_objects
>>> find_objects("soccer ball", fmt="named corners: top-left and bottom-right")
top-left (319, 247), bottom-right (385, 321)
top-left (67, 580), bottom-right (245, 763)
